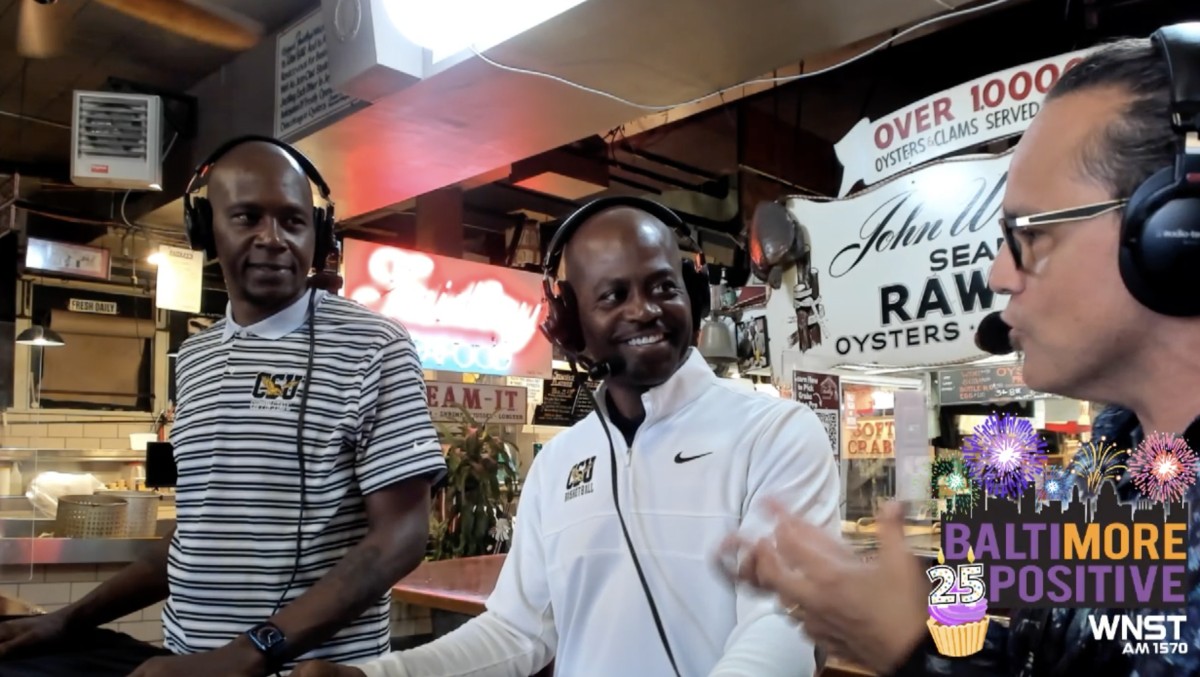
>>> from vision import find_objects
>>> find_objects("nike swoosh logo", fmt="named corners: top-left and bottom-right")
top-left (674, 451), bottom-right (713, 464)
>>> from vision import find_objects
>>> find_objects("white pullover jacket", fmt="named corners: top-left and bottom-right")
top-left (356, 349), bottom-right (841, 677)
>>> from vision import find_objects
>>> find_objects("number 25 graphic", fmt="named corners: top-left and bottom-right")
top-left (927, 563), bottom-right (985, 605)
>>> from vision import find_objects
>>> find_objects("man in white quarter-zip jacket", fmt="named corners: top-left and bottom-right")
top-left (292, 201), bottom-right (841, 677)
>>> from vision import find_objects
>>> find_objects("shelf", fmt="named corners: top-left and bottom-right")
top-left (0, 448), bottom-right (146, 463)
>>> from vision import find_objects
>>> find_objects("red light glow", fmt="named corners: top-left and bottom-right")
top-left (342, 240), bottom-right (552, 378)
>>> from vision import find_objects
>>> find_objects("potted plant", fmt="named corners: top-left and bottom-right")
top-left (427, 406), bottom-right (521, 560)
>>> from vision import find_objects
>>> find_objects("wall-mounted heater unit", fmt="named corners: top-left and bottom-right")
top-left (71, 90), bottom-right (163, 190)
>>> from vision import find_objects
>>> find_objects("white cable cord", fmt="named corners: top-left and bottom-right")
top-left (120, 131), bottom-right (180, 230)
top-left (467, 0), bottom-right (1011, 112)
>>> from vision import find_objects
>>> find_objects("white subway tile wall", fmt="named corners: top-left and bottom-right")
top-left (4, 413), bottom-right (431, 649)
top-left (1, 413), bottom-right (158, 454)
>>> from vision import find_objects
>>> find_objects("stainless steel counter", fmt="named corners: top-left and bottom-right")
top-left (0, 494), bottom-right (175, 566)
top-left (0, 532), bottom-right (168, 565)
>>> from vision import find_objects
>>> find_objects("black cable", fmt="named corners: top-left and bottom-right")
top-left (584, 386), bottom-right (682, 677)
top-left (268, 288), bottom-right (317, 676)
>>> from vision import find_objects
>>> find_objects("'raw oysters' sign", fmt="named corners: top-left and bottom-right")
top-left (767, 152), bottom-right (1013, 369)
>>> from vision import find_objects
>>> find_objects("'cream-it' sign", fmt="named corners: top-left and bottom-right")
top-left (426, 382), bottom-right (528, 424)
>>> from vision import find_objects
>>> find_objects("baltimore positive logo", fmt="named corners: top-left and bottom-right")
top-left (925, 414), bottom-right (1196, 658)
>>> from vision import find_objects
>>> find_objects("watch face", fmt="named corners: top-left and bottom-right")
top-left (253, 624), bottom-right (285, 648)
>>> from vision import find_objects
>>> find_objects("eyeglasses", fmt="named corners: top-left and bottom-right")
top-left (998, 199), bottom-right (1127, 270)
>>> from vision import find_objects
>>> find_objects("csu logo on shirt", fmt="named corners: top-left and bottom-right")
top-left (564, 456), bottom-right (595, 502)
top-left (250, 373), bottom-right (304, 411)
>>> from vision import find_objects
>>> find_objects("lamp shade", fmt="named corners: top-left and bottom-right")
top-left (16, 325), bottom-right (65, 347)
top-left (697, 317), bottom-right (737, 365)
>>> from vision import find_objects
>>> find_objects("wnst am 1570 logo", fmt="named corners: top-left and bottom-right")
top-left (1088, 614), bottom-right (1189, 655)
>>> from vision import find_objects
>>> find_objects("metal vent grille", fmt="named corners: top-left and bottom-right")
top-left (76, 95), bottom-right (148, 160)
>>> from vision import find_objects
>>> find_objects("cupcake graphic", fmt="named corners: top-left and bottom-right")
top-left (926, 547), bottom-right (990, 658)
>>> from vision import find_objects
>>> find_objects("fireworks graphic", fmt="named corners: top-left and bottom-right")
top-left (1128, 432), bottom-right (1198, 504)
top-left (1038, 465), bottom-right (1074, 504)
top-left (914, 455), bottom-right (981, 516)
top-left (961, 413), bottom-right (1048, 500)
top-left (1069, 438), bottom-right (1127, 499)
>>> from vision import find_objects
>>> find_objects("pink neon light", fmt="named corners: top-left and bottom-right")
top-left (348, 248), bottom-right (543, 353)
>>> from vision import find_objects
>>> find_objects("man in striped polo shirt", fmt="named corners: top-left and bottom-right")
top-left (0, 139), bottom-right (446, 676)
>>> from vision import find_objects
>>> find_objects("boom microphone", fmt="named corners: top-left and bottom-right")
top-left (975, 312), bottom-right (1013, 355)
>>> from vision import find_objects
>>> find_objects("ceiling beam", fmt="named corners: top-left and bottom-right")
top-left (467, 183), bottom-right (580, 220)
top-left (0, 159), bottom-right (70, 182)
top-left (463, 206), bottom-right (524, 233)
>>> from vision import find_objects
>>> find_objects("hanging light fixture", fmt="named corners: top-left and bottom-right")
top-left (16, 325), bottom-right (65, 347)
top-left (697, 317), bottom-right (737, 365)
top-left (697, 282), bottom-right (737, 366)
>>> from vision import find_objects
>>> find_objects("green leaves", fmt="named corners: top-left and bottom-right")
top-left (427, 405), bottom-right (522, 560)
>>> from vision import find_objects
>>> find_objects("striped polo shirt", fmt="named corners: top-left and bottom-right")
top-left (163, 290), bottom-right (446, 667)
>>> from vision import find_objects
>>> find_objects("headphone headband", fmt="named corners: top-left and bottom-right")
top-left (1151, 23), bottom-right (1200, 134)
top-left (542, 195), bottom-right (696, 283)
top-left (185, 134), bottom-right (334, 205)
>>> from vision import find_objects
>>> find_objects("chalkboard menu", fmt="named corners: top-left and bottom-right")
top-left (532, 369), bottom-right (601, 427)
top-left (938, 364), bottom-right (1045, 405)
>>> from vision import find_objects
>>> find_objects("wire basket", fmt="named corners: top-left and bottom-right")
top-left (99, 491), bottom-right (160, 538)
top-left (54, 495), bottom-right (129, 539)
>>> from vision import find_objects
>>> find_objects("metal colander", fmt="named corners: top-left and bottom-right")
top-left (100, 491), bottom-right (160, 538)
top-left (54, 494), bottom-right (129, 539)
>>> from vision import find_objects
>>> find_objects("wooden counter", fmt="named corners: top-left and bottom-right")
top-left (393, 554), bottom-right (501, 616)
top-left (393, 555), bottom-right (875, 677)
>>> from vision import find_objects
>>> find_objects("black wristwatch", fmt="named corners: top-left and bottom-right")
top-left (246, 622), bottom-right (289, 669)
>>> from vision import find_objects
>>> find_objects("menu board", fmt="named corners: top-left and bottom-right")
top-left (938, 364), bottom-right (1045, 405)
top-left (792, 370), bottom-right (841, 457)
top-left (532, 369), bottom-right (600, 427)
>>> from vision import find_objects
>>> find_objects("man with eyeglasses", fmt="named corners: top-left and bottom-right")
top-left (723, 23), bottom-right (1200, 677)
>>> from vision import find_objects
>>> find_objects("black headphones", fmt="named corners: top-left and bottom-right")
top-left (539, 195), bottom-right (712, 358)
top-left (1118, 22), bottom-right (1200, 317)
top-left (183, 134), bottom-right (338, 272)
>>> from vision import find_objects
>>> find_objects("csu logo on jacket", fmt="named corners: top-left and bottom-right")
top-left (250, 373), bottom-right (304, 411)
top-left (564, 456), bottom-right (596, 502)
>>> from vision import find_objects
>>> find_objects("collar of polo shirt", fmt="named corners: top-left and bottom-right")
top-left (221, 290), bottom-right (327, 342)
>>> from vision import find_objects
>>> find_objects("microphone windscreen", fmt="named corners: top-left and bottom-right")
top-left (975, 312), bottom-right (1013, 355)
top-left (588, 355), bottom-right (627, 380)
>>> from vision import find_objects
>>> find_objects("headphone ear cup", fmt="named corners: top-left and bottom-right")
top-left (540, 282), bottom-right (586, 355)
top-left (555, 282), bottom-right (586, 354)
top-left (187, 197), bottom-right (217, 261)
top-left (312, 207), bottom-right (334, 271)
top-left (683, 261), bottom-right (711, 334)
top-left (1119, 165), bottom-right (1200, 316)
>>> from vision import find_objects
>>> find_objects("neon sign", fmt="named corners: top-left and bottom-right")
top-left (342, 240), bottom-right (553, 378)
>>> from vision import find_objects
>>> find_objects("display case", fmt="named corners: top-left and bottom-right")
top-left (0, 447), bottom-right (174, 570)
top-left (835, 377), bottom-right (941, 561)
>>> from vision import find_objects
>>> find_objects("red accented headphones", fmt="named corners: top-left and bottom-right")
top-left (182, 134), bottom-right (338, 273)
top-left (538, 195), bottom-right (712, 357)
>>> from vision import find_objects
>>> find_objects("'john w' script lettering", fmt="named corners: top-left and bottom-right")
top-left (827, 173), bottom-right (1007, 278)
